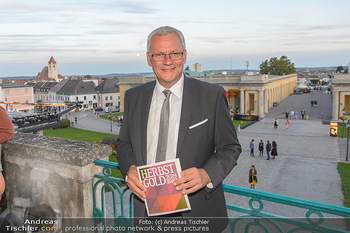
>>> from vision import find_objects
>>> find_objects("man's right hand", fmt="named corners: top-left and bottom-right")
top-left (126, 166), bottom-right (146, 201)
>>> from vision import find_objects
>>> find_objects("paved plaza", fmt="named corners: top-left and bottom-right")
top-left (72, 90), bottom-right (348, 222)
top-left (226, 90), bottom-right (347, 222)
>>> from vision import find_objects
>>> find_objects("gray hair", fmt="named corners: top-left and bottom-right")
top-left (147, 26), bottom-right (186, 52)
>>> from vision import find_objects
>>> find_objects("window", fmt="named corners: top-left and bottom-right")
top-left (105, 97), bottom-right (108, 100)
top-left (110, 96), bottom-right (112, 100)
top-left (5, 90), bottom-right (10, 95)
top-left (24, 88), bottom-right (28, 93)
top-left (15, 89), bottom-right (20, 94)
top-left (76, 97), bottom-right (79, 101)
top-left (93, 95), bottom-right (96, 99)
top-left (84, 96), bottom-right (87, 100)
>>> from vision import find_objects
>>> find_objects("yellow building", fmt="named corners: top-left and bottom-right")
top-left (332, 74), bottom-right (350, 121)
top-left (118, 73), bottom-right (297, 118)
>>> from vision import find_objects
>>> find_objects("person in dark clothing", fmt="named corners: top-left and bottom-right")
top-left (274, 118), bottom-right (278, 129)
top-left (266, 140), bottom-right (271, 160)
top-left (271, 141), bottom-right (278, 159)
top-left (258, 140), bottom-right (264, 157)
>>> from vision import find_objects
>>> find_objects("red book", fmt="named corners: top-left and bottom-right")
top-left (137, 158), bottom-right (191, 216)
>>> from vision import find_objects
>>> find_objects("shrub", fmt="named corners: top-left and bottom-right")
top-left (58, 118), bottom-right (70, 129)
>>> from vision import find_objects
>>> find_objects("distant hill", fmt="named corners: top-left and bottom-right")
top-left (0, 76), bottom-right (36, 80)
top-left (1, 66), bottom-right (344, 80)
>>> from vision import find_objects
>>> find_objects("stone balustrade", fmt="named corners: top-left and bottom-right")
top-left (2, 132), bottom-right (110, 218)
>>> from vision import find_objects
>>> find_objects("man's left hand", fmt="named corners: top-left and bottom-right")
top-left (173, 168), bottom-right (211, 195)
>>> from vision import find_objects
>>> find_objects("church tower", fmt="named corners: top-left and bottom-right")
top-left (48, 56), bottom-right (59, 81)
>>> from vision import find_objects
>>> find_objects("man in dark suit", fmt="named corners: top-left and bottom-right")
top-left (116, 26), bottom-right (241, 232)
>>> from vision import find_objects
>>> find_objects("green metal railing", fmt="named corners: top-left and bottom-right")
top-left (223, 185), bottom-right (350, 232)
top-left (92, 160), bottom-right (350, 232)
top-left (92, 160), bottom-right (133, 232)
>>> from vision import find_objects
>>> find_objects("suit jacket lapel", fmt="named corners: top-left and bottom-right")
top-left (141, 81), bottom-right (155, 164)
top-left (177, 76), bottom-right (197, 157)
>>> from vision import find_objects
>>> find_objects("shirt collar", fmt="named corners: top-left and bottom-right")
top-left (155, 74), bottom-right (184, 99)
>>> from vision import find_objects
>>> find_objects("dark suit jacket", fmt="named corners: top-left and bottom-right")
top-left (116, 76), bottom-right (241, 227)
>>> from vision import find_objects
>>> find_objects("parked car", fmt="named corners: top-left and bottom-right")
top-left (105, 106), bottom-right (120, 113)
top-left (96, 107), bottom-right (103, 111)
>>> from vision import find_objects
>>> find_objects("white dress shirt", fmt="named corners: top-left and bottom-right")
top-left (147, 75), bottom-right (184, 165)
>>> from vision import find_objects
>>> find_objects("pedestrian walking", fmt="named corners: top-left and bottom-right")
top-left (258, 140), bottom-right (264, 157)
top-left (117, 115), bottom-right (121, 126)
top-left (250, 139), bottom-right (255, 157)
top-left (286, 119), bottom-right (290, 130)
top-left (274, 118), bottom-right (278, 129)
top-left (311, 100), bottom-right (314, 107)
top-left (295, 111), bottom-right (298, 120)
top-left (75, 116), bottom-right (78, 124)
top-left (301, 110), bottom-right (305, 119)
top-left (285, 111), bottom-right (289, 119)
top-left (271, 141), bottom-right (278, 159)
top-left (290, 110), bottom-right (294, 119)
top-left (71, 118), bottom-right (74, 127)
top-left (266, 140), bottom-right (271, 160)
top-left (249, 165), bottom-right (257, 189)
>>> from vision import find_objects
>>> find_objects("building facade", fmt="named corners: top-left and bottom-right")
top-left (95, 78), bottom-right (120, 109)
top-left (0, 83), bottom-right (34, 112)
top-left (118, 73), bottom-right (297, 118)
top-left (332, 74), bottom-right (350, 121)
top-left (193, 63), bottom-right (203, 73)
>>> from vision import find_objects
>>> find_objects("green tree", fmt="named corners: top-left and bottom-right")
top-left (259, 56), bottom-right (296, 75)
top-left (336, 66), bottom-right (344, 73)
top-left (84, 75), bottom-right (92, 79)
top-left (185, 65), bottom-right (190, 71)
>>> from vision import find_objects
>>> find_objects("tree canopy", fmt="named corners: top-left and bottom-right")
top-left (336, 66), bottom-right (344, 73)
top-left (259, 56), bottom-right (296, 75)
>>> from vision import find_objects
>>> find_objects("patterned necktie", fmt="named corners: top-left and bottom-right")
top-left (155, 90), bottom-right (171, 162)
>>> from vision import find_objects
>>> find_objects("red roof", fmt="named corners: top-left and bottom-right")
top-left (48, 56), bottom-right (56, 64)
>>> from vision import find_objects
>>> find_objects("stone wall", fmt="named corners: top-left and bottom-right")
top-left (2, 133), bottom-right (111, 218)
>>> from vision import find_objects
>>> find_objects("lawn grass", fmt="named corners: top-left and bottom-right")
top-left (100, 112), bottom-right (123, 121)
top-left (338, 125), bottom-right (350, 138)
top-left (337, 163), bottom-right (350, 230)
top-left (43, 126), bottom-right (116, 142)
top-left (232, 120), bottom-right (254, 130)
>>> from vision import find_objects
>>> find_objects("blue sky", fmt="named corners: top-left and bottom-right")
top-left (0, 0), bottom-right (349, 77)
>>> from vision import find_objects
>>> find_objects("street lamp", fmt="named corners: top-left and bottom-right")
top-left (346, 120), bottom-right (350, 162)
top-left (342, 107), bottom-right (346, 138)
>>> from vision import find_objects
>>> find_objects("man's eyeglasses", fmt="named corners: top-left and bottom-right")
top-left (149, 51), bottom-right (184, 61)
